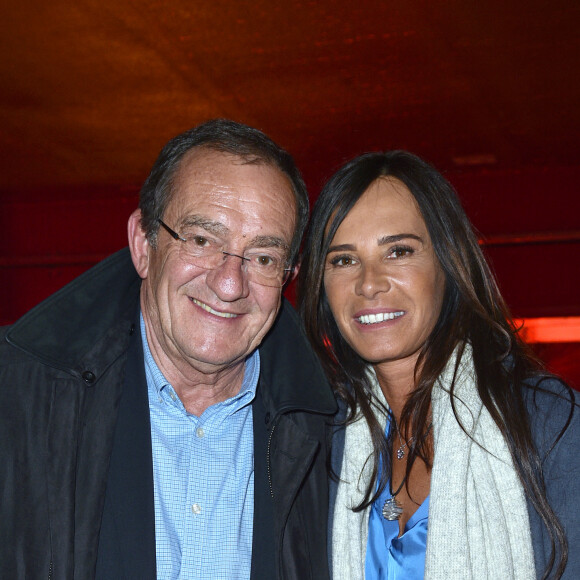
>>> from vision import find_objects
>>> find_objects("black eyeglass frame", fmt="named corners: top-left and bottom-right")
top-left (156, 219), bottom-right (293, 287)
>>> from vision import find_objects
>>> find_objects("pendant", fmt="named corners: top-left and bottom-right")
top-left (382, 496), bottom-right (403, 520)
top-left (396, 446), bottom-right (405, 460)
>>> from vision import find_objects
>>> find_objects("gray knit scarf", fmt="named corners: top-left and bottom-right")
top-left (331, 345), bottom-right (536, 579)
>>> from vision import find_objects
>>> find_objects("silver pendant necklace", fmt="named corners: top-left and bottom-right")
top-left (382, 477), bottom-right (405, 520)
top-left (383, 421), bottom-right (407, 520)
top-left (383, 421), bottom-right (432, 520)
top-left (382, 496), bottom-right (403, 520)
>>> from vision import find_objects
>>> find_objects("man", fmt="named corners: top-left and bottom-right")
top-left (0, 119), bottom-right (336, 579)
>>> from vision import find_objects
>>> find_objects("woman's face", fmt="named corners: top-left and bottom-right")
top-left (323, 177), bottom-right (446, 374)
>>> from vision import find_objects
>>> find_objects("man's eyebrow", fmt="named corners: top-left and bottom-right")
top-left (180, 215), bottom-right (229, 237)
top-left (179, 217), bottom-right (289, 253)
top-left (327, 234), bottom-right (423, 253)
top-left (247, 235), bottom-right (290, 253)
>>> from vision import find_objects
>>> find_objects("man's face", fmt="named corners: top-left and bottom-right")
top-left (130, 148), bottom-right (297, 377)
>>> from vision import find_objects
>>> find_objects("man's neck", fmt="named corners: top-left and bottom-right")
top-left (141, 313), bottom-right (249, 416)
top-left (169, 363), bottom-right (246, 416)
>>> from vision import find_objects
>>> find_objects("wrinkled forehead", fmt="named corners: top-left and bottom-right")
top-left (168, 147), bottom-right (291, 203)
top-left (163, 148), bottom-right (297, 247)
top-left (172, 147), bottom-right (263, 190)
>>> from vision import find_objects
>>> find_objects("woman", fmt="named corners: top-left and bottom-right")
top-left (298, 151), bottom-right (579, 579)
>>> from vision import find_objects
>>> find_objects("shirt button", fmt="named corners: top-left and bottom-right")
top-left (170, 391), bottom-right (177, 401)
top-left (191, 503), bottom-right (202, 515)
top-left (196, 427), bottom-right (205, 438)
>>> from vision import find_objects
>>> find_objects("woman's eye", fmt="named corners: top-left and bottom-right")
top-left (388, 246), bottom-right (414, 259)
top-left (329, 255), bottom-right (357, 267)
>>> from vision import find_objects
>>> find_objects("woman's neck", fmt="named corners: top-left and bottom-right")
top-left (373, 356), bottom-right (418, 421)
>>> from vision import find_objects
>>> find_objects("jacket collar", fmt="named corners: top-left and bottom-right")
top-left (7, 247), bottom-right (336, 417)
top-left (6, 248), bottom-right (140, 375)
top-left (258, 298), bottom-right (337, 418)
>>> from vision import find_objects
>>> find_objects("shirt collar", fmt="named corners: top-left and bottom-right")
top-left (139, 312), bottom-right (259, 411)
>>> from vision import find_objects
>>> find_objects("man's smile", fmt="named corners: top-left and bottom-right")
top-left (191, 297), bottom-right (239, 318)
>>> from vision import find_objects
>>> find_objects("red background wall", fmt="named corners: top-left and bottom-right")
top-left (1, 168), bottom-right (578, 388)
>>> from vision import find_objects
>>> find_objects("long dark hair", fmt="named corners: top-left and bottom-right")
top-left (298, 150), bottom-right (573, 579)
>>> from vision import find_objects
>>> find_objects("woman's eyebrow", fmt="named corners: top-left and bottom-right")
top-left (377, 233), bottom-right (422, 245)
top-left (328, 234), bottom-right (423, 253)
top-left (327, 243), bottom-right (356, 253)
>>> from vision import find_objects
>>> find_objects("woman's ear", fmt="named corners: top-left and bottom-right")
top-left (127, 209), bottom-right (149, 279)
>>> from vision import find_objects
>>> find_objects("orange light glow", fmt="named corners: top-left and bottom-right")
top-left (515, 317), bottom-right (580, 343)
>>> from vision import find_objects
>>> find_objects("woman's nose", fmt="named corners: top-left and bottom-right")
top-left (355, 262), bottom-right (391, 298)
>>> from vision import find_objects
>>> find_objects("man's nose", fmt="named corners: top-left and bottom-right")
top-left (206, 251), bottom-right (250, 301)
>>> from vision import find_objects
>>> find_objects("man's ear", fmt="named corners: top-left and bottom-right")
top-left (289, 260), bottom-right (300, 283)
top-left (128, 209), bottom-right (149, 279)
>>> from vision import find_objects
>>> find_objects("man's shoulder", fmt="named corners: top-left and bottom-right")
top-left (3, 249), bottom-right (140, 371)
top-left (0, 324), bottom-right (58, 410)
top-left (258, 299), bottom-right (337, 416)
top-left (260, 298), bottom-right (318, 360)
top-left (0, 324), bottom-right (35, 367)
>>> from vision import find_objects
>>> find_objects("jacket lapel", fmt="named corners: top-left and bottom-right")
top-left (95, 328), bottom-right (156, 579)
top-left (250, 387), bottom-right (277, 579)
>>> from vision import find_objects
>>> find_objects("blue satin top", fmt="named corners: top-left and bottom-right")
top-left (365, 422), bottom-right (429, 580)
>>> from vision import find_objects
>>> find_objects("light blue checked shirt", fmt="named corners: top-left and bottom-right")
top-left (140, 315), bottom-right (257, 579)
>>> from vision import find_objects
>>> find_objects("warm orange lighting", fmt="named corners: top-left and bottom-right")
top-left (515, 317), bottom-right (580, 343)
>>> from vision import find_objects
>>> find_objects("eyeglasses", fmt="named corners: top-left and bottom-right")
top-left (157, 219), bottom-right (293, 288)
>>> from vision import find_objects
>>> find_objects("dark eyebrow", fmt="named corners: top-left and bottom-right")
top-left (247, 235), bottom-right (290, 253)
top-left (327, 243), bottom-right (356, 253)
top-left (179, 216), bottom-right (289, 254)
top-left (180, 215), bottom-right (229, 238)
top-left (327, 233), bottom-right (423, 254)
top-left (377, 233), bottom-right (423, 245)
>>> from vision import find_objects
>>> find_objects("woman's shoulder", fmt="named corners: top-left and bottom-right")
top-left (521, 374), bottom-right (580, 457)
top-left (522, 376), bottom-right (580, 578)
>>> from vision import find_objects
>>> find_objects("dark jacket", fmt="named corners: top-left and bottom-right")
top-left (328, 379), bottom-right (580, 579)
top-left (524, 380), bottom-right (580, 579)
top-left (0, 248), bottom-right (337, 579)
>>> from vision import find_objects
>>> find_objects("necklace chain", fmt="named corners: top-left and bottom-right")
top-left (382, 420), bottom-right (433, 520)
top-left (394, 420), bottom-right (433, 460)
top-left (396, 430), bottom-right (413, 460)
top-left (383, 426), bottom-right (409, 520)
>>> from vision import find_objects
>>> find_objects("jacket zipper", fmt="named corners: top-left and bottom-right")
top-left (266, 416), bottom-right (280, 498)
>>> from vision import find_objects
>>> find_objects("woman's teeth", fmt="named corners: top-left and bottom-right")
top-left (357, 311), bottom-right (404, 325)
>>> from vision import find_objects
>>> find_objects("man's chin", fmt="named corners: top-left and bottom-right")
top-left (182, 346), bottom-right (252, 375)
